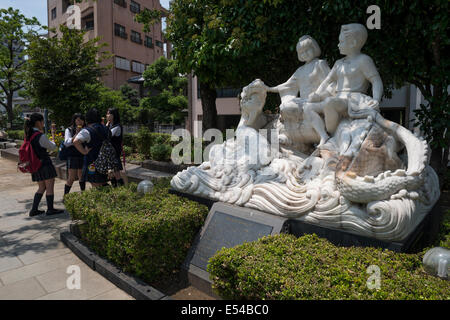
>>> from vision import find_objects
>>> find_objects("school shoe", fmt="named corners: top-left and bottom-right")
top-left (29, 209), bottom-right (45, 217)
top-left (46, 209), bottom-right (65, 215)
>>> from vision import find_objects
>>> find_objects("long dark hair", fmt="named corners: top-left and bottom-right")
top-left (24, 113), bottom-right (44, 140)
top-left (107, 108), bottom-right (121, 126)
top-left (70, 113), bottom-right (85, 133)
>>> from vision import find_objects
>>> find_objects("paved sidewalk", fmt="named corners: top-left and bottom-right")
top-left (0, 157), bottom-right (133, 300)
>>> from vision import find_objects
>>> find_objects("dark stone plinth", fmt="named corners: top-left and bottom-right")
top-left (169, 189), bottom-right (217, 209)
top-left (182, 202), bottom-right (289, 298)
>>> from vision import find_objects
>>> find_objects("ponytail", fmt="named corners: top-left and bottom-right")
top-left (24, 113), bottom-right (44, 140)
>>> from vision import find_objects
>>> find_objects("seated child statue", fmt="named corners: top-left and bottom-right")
top-left (266, 35), bottom-right (332, 147)
top-left (304, 23), bottom-right (383, 147)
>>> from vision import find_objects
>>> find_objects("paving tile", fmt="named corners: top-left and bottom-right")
top-left (90, 288), bottom-right (134, 300)
top-left (36, 266), bottom-right (116, 300)
top-left (35, 263), bottom-right (96, 294)
top-left (0, 249), bottom-right (23, 273)
top-left (0, 253), bottom-right (82, 285)
top-left (4, 234), bottom-right (71, 266)
top-left (0, 277), bottom-right (46, 300)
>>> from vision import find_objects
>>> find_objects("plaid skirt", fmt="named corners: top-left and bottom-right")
top-left (32, 164), bottom-right (57, 182)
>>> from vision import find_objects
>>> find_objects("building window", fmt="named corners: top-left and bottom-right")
top-left (130, 0), bottom-right (140, 14)
top-left (114, 0), bottom-right (127, 8)
top-left (144, 36), bottom-right (153, 48)
top-left (132, 61), bottom-right (145, 74)
top-left (82, 13), bottom-right (94, 31)
top-left (131, 30), bottom-right (142, 44)
top-left (114, 23), bottom-right (127, 39)
top-left (155, 40), bottom-right (163, 48)
top-left (85, 20), bottom-right (94, 31)
top-left (51, 8), bottom-right (57, 20)
top-left (115, 56), bottom-right (130, 71)
top-left (217, 88), bottom-right (241, 98)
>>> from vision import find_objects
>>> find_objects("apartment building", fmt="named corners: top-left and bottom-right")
top-left (47, 0), bottom-right (169, 90)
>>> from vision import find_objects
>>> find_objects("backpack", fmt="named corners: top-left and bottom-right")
top-left (58, 128), bottom-right (76, 161)
top-left (89, 126), bottom-right (118, 175)
top-left (18, 132), bottom-right (42, 174)
top-left (58, 141), bottom-right (70, 161)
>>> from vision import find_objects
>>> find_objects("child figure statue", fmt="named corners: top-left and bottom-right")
top-left (266, 35), bottom-right (332, 148)
top-left (304, 23), bottom-right (383, 147)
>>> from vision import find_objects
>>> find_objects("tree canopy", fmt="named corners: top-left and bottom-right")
top-left (140, 56), bottom-right (188, 125)
top-left (138, 0), bottom-right (449, 171)
top-left (0, 7), bottom-right (43, 127)
top-left (25, 25), bottom-right (111, 126)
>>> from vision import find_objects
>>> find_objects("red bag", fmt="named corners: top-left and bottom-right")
top-left (18, 132), bottom-right (42, 173)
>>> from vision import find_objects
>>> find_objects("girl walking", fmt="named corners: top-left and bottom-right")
top-left (63, 113), bottom-right (86, 195)
top-left (25, 113), bottom-right (65, 216)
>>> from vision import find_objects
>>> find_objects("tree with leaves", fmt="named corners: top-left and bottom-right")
top-left (140, 56), bottom-right (187, 125)
top-left (25, 25), bottom-right (111, 126)
top-left (0, 8), bottom-right (43, 128)
top-left (137, 0), bottom-right (449, 178)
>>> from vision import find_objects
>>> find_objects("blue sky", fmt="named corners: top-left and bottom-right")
top-left (0, 0), bottom-right (170, 26)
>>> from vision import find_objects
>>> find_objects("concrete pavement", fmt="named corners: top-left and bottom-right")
top-left (0, 157), bottom-right (133, 300)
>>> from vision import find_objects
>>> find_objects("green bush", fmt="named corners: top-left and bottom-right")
top-left (123, 133), bottom-right (137, 152)
top-left (135, 127), bottom-right (152, 157)
top-left (64, 181), bottom-right (209, 283)
top-left (208, 233), bottom-right (450, 300)
top-left (150, 143), bottom-right (172, 162)
top-left (122, 145), bottom-right (132, 157)
top-left (6, 129), bottom-right (24, 140)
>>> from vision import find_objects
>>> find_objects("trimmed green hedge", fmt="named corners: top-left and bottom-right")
top-left (208, 231), bottom-right (450, 300)
top-left (5, 129), bottom-right (24, 140)
top-left (64, 181), bottom-right (209, 283)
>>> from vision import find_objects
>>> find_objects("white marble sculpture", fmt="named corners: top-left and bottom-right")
top-left (171, 24), bottom-right (440, 242)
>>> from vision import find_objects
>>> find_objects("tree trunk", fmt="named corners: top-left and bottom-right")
top-left (6, 93), bottom-right (13, 129)
top-left (199, 82), bottom-right (217, 133)
top-left (430, 146), bottom-right (445, 190)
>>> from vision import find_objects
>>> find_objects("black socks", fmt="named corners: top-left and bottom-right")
top-left (64, 184), bottom-right (72, 195)
top-left (32, 192), bottom-right (44, 211)
top-left (46, 194), bottom-right (55, 211)
top-left (45, 194), bottom-right (64, 215)
top-left (110, 178), bottom-right (124, 188)
top-left (65, 182), bottom-right (86, 195)
top-left (29, 193), bottom-right (44, 216)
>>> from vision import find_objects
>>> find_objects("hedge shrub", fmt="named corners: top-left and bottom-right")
top-left (6, 130), bottom-right (24, 140)
top-left (64, 181), bottom-right (209, 283)
top-left (208, 232), bottom-right (450, 300)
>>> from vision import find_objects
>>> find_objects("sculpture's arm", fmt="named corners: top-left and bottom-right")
top-left (369, 74), bottom-right (383, 102)
top-left (361, 55), bottom-right (383, 102)
top-left (267, 74), bottom-right (297, 93)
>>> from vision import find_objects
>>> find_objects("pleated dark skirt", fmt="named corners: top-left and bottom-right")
top-left (67, 156), bottom-right (84, 170)
top-left (32, 164), bottom-right (57, 182)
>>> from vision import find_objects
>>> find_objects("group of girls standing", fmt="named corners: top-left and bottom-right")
top-left (24, 108), bottom-right (124, 217)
